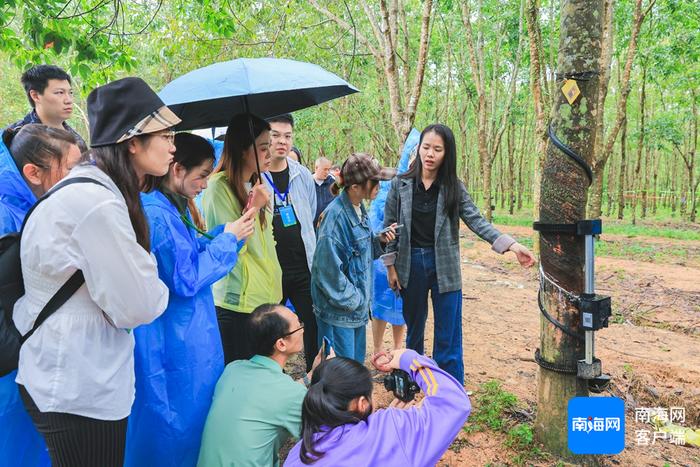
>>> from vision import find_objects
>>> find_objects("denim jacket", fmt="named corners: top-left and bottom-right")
top-left (311, 191), bottom-right (384, 327)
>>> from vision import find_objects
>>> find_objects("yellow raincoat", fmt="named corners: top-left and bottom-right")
top-left (202, 172), bottom-right (282, 313)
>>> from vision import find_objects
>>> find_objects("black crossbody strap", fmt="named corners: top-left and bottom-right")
top-left (20, 270), bottom-right (85, 344)
top-left (20, 177), bottom-right (108, 233)
top-left (19, 176), bottom-right (109, 343)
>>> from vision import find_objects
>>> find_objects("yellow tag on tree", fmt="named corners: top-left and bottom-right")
top-left (561, 79), bottom-right (581, 105)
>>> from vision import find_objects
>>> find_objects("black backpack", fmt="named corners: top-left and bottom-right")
top-left (0, 177), bottom-right (107, 376)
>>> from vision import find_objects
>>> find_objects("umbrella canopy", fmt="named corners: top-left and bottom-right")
top-left (159, 58), bottom-right (359, 131)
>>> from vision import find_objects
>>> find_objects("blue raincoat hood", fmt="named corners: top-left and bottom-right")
top-left (0, 129), bottom-right (50, 466)
top-left (368, 128), bottom-right (420, 324)
top-left (368, 128), bottom-right (420, 233)
top-left (0, 130), bottom-right (36, 234)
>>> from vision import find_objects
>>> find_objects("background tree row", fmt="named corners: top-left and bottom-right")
top-left (0, 0), bottom-right (697, 222)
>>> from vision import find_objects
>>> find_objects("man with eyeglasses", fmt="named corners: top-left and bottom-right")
top-left (198, 303), bottom-right (326, 467)
top-left (263, 113), bottom-right (319, 373)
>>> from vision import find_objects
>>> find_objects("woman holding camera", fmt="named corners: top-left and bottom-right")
top-left (284, 349), bottom-right (470, 466)
top-left (384, 124), bottom-right (535, 384)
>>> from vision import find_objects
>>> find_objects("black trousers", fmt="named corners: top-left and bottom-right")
top-left (216, 307), bottom-right (253, 365)
top-left (281, 265), bottom-right (318, 371)
top-left (18, 385), bottom-right (127, 467)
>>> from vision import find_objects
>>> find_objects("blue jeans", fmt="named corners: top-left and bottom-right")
top-left (401, 247), bottom-right (464, 384)
top-left (316, 318), bottom-right (367, 364)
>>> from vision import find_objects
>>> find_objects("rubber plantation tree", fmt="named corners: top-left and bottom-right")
top-left (587, 0), bottom-right (656, 219)
top-left (534, 0), bottom-right (604, 459)
top-left (461, 0), bottom-right (525, 221)
top-left (308, 0), bottom-right (435, 152)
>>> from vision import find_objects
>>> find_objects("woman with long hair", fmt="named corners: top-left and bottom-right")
top-left (384, 124), bottom-right (535, 384)
top-left (125, 133), bottom-right (255, 466)
top-left (284, 349), bottom-right (470, 466)
top-left (311, 153), bottom-right (396, 364)
top-left (13, 77), bottom-right (178, 466)
top-left (0, 124), bottom-right (81, 467)
top-left (201, 113), bottom-right (282, 364)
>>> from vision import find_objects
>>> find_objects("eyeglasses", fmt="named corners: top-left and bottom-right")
top-left (153, 130), bottom-right (175, 145)
top-left (280, 322), bottom-right (305, 338)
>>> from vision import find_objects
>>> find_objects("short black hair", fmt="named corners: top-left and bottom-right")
top-left (267, 113), bottom-right (294, 128)
top-left (247, 304), bottom-right (291, 357)
top-left (21, 65), bottom-right (72, 108)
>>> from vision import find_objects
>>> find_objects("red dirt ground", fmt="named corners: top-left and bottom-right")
top-left (285, 223), bottom-right (700, 466)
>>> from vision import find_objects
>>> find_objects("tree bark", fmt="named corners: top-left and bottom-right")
top-left (516, 114), bottom-right (530, 212)
top-left (631, 66), bottom-right (647, 225)
top-left (588, 0), bottom-right (655, 218)
top-left (586, 0), bottom-right (613, 219)
top-left (462, 0), bottom-right (524, 221)
top-left (508, 122), bottom-right (517, 215)
top-left (652, 150), bottom-right (660, 215)
top-left (641, 146), bottom-right (651, 218)
top-left (535, 0), bottom-right (604, 459)
top-left (310, 0), bottom-right (433, 149)
top-left (526, 0), bottom-right (550, 253)
top-left (690, 93), bottom-right (698, 223)
top-left (401, 0), bottom-right (433, 143)
top-left (377, 0), bottom-right (402, 144)
top-left (670, 154), bottom-right (678, 216)
top-left (676, 90), bottom-right (698, 222)
top-left (616, 117), bottom-right (628, 219)
top-left (605, 150), bottom-right (616, 217)
top-left (462, 0), bottom-right (491, 219)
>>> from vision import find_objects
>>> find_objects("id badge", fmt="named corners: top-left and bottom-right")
top-left (278, 204), bottom-right (298, 227)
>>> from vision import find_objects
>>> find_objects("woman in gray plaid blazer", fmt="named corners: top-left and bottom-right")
top-left (383, 124), bottom-right (535, 384)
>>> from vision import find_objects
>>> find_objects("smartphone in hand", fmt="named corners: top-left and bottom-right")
top-left (321, 336), bottom-right (333, 359)
top-left (379, 224), bottom-right (404, 235)
top-left (244, 191), bottom-right (254, 212)
top-left (244, 173), bottom-right (259, 212)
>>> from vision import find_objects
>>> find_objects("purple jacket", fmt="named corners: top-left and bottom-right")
top-left (284, 350), bottom-right (470, 467)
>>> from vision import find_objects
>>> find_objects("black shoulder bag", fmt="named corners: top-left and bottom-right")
top-left (0, 177), bottom-right (107, 376)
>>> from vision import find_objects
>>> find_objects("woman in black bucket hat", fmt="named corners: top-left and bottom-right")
top-left (13, 77), bottom-right (180, 467)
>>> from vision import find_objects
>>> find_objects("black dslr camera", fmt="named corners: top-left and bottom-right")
top-left (383, 369), bottom-right (421, 402)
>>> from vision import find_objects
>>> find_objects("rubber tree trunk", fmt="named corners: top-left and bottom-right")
top-left (641, 147), bottom-right (650, 219)
top-left (605, 155), bottom-right (615, 217)
top-left (534, 0), bottom-right (604, 459)
top-left (588, 169), bottom-right (605, 218)
top-left (481, 160), bottom-right (494, 221)
top-left (508, 123), bottom-right (517, 215)
top-left (616, 118), bottom-right (628, 219)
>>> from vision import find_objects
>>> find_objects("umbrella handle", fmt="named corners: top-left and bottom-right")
top-left (243, 96), bottom-right (263, 183)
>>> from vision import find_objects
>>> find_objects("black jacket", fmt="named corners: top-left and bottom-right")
top-left (314, 175), bottom-right (336, 224)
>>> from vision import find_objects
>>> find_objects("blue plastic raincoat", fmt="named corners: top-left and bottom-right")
top-left (368, 129), bottom-right (421, 325)
top-left (0, 132), bottom-right (51, 467)
top-left (125, 190), bottom-right (242, 467)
